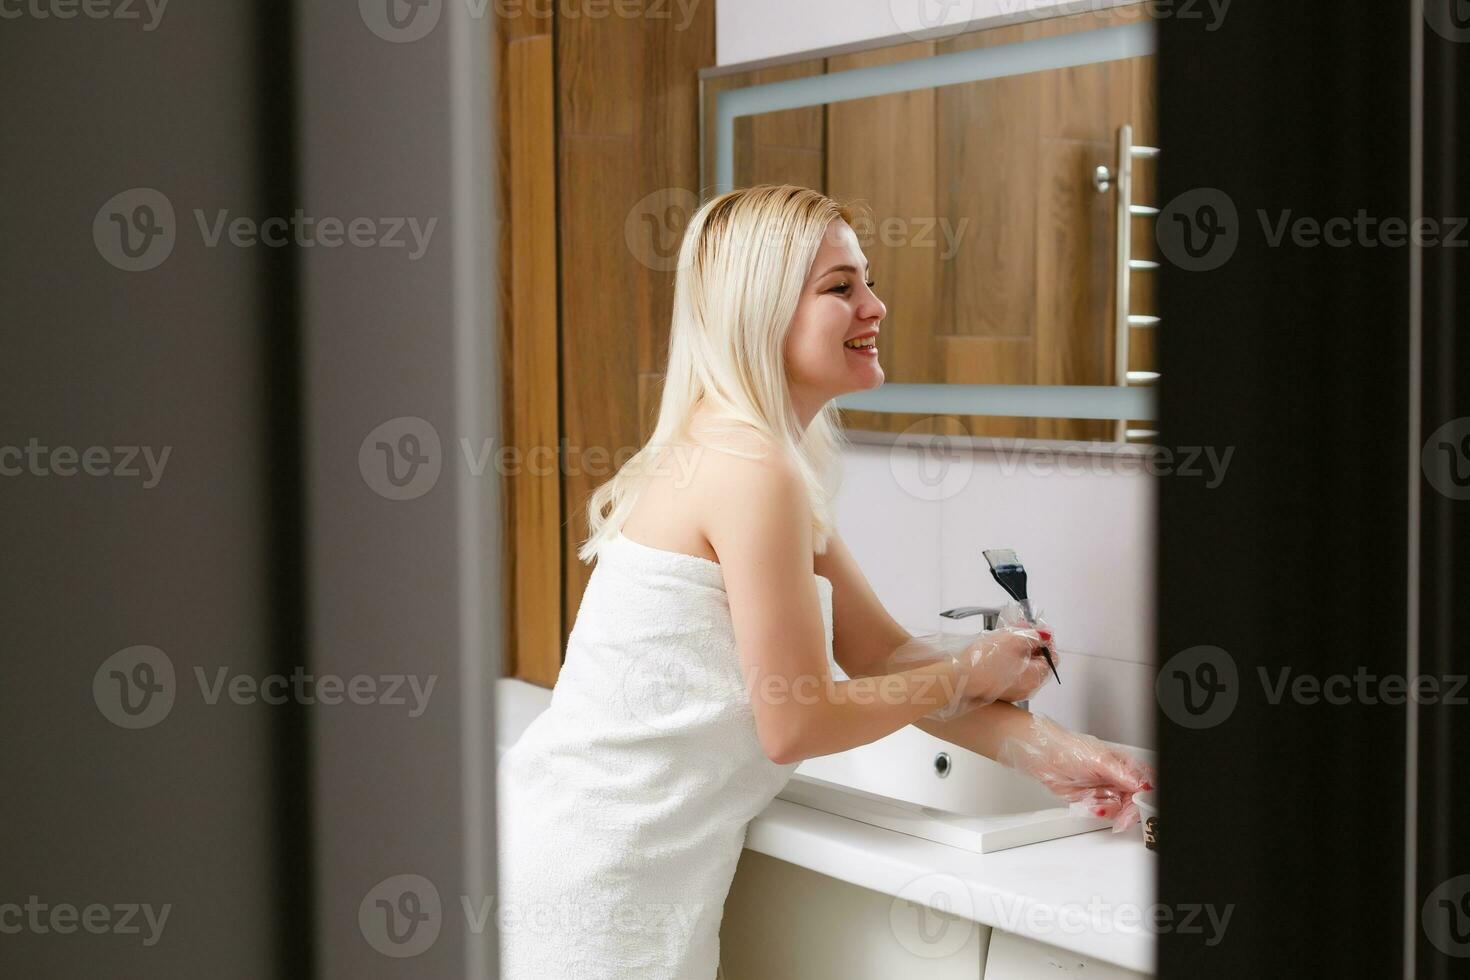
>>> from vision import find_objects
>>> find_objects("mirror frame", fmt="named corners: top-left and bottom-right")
top-left (699, 16), bottom-right (1159, 446)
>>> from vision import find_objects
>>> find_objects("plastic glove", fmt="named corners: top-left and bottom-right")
top-left (996, 712), bottom-right (1156, 833)
top-left (995, 601), bottom-right (1060, 699)
top-left (884, 606), bottom-right (1058, 722)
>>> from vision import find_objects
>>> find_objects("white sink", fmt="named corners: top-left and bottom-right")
top-left (787, 723), bottom-right (1154, 853)
top-left (794, 724), bottom-right (1062, 817)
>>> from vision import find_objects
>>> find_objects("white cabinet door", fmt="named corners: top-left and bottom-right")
top-left (720, 850), bottom-right (986, 980)
top-left (983, 930), bottom-right (1151, 980)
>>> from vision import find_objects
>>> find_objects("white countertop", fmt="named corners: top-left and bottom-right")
top-left (743, 794), bottom-right (1157, 974)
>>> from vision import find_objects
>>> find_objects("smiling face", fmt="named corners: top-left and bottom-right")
top-left (783, 218), bottom-right (887, 425)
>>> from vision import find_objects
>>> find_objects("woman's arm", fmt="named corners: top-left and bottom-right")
top-left (910, 699), bottom-right (1037, 761)
top-left (703, 448), bottom-right (1033, 765)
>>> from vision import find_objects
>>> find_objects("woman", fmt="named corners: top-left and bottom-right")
top-left (496, 185), bottom-right (1153, 979)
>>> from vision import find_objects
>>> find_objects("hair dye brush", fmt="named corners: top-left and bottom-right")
top-left (983, 549), bottom-right (1061, 685)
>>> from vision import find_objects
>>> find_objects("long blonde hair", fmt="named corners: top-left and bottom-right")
top-left (577, 184), bottom-right (858, 563)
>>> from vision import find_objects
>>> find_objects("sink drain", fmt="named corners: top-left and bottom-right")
top-left (933, 752), bottom-right (952, 778)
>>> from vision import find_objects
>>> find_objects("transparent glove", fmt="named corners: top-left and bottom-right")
top-left (884, 603), bottom-right (1058, 722)
top-left (996, 712), bottom-right (1156, 833)
top-left (995, 601), bottom-right (1059, 698)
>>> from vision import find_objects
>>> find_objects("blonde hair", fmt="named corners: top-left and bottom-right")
top-left (577, 184), bottom-right (858, 563)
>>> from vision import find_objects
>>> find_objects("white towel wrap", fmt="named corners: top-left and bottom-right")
top-left (497, 532), bottom-right (834, 979)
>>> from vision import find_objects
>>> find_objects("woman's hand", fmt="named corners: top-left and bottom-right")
top-left (963, 627), bottom-right (1056, 705)
top-left (996, 713), bottom-right (1156, 832)
top-left (886, 620), bottom-right (1055, 721)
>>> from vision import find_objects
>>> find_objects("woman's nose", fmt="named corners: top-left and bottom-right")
top-left (859, 287), bottom-right (886, 322)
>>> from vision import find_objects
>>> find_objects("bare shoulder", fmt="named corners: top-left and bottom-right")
top-left (620, 423), bottom-right (805, 563)
top-left (694, 431), bottom-right (812, 563)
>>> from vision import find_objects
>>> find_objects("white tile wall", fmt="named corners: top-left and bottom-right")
top-left (833, 440), bottom-right (1157, 749)
top-left (715, 0), bottom-right (1138, 67)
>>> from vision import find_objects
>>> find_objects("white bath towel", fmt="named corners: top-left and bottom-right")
top-left (496, 531), bottom-right (833, 979)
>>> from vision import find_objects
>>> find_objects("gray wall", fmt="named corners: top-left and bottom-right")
top-left (298, 1), bottom-right (499, 978)
top-left (2, 5), bottom-right (295, 977)
top-left (1, 3), bottom-right (498, 977)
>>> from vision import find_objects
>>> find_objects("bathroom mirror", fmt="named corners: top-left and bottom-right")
top-left (701, 8), bottom-right (1160, 443)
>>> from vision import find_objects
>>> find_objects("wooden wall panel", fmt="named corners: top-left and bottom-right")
top-left (557, 3), bottom-right (715, 646)
top-left (1033, 137), bottom-right (1115, 441)
top-left (631, 11), bottom-right (710, 382)
top-left (934, 23), bottom-right (1043, 439)
top-left (500, 25), bottom-right (562, 686)
top-left (937, 69), bottom-right (1039, 342)
top-left (827, 43), bottom-right (938, 437)
top-left (557, 134), bottom-right (644, 638)
top-left (737, 62), bottom-right (826, 191)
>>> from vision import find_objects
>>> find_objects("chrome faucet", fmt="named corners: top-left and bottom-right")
top-left (937, 604), bottom-right (1029, 711)
top-left (939, 605), bottom-right (1002, 630)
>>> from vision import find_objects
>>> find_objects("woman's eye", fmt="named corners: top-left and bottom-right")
top-left (865, 280), bottom-right (876, 289)
top-left (830, 281), bottom-right (850, 294)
